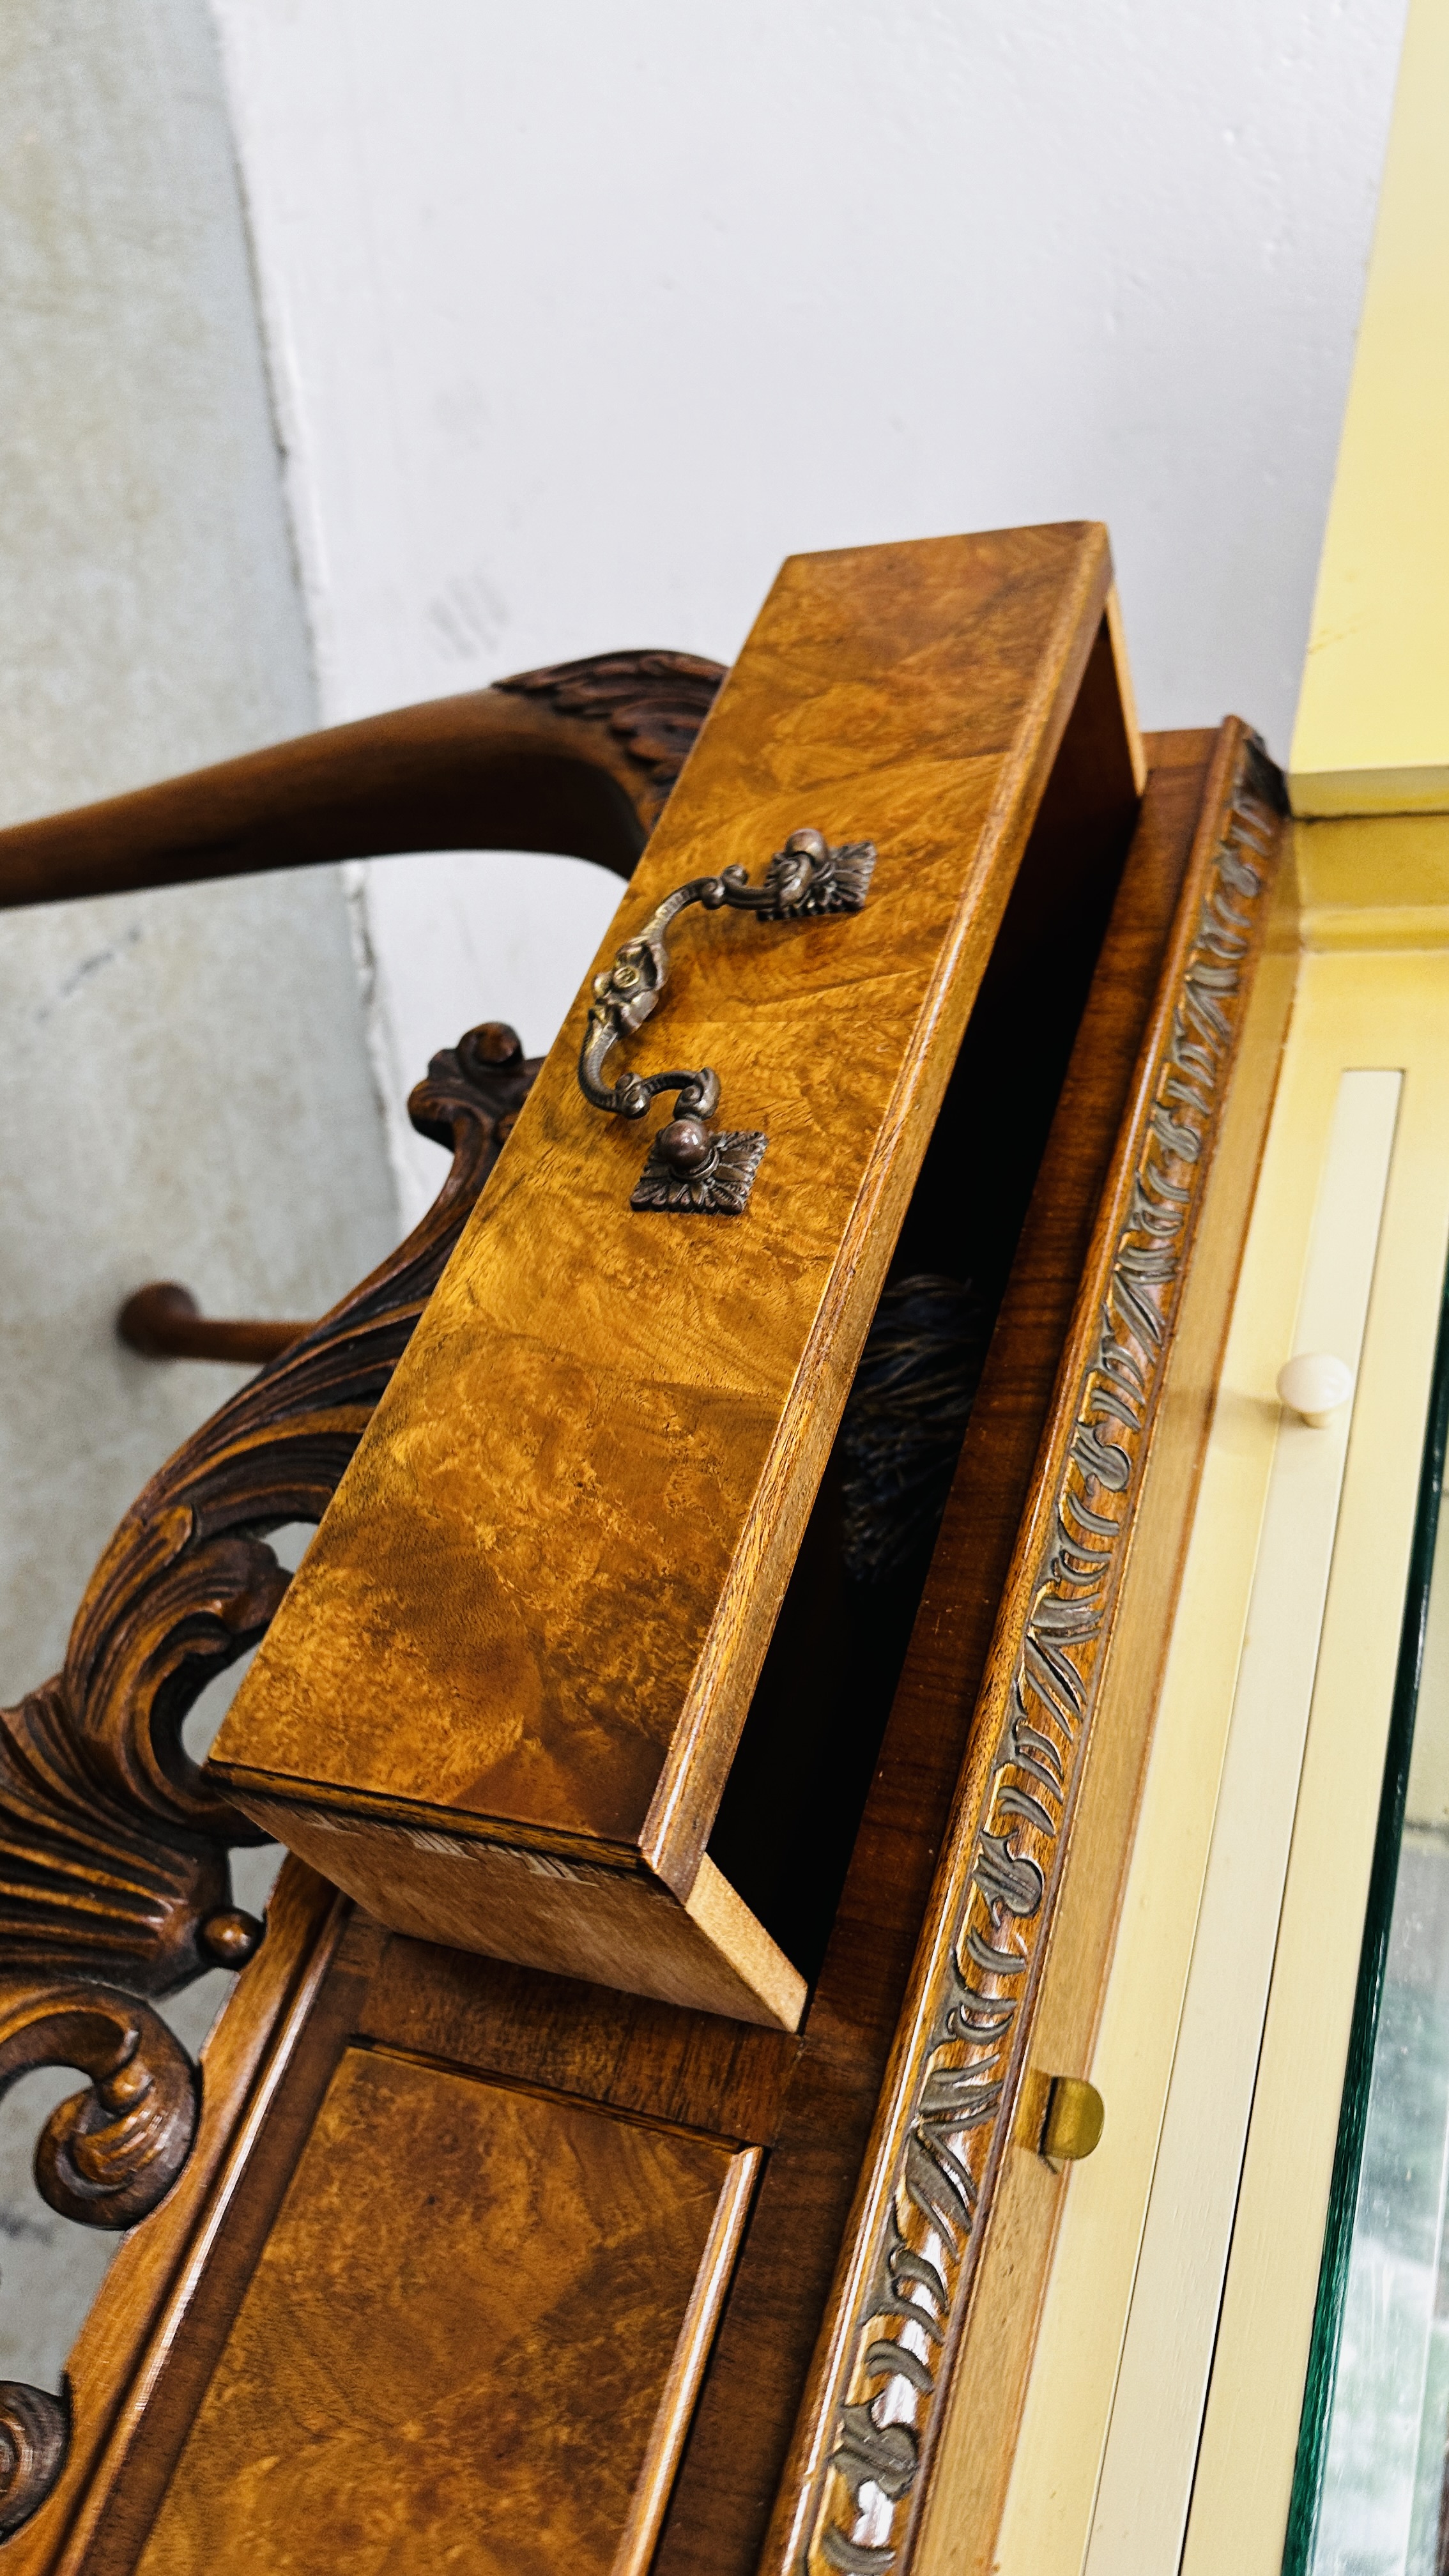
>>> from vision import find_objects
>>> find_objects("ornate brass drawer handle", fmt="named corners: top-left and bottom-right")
top-left (579, 825), bottom-right (876, 1211)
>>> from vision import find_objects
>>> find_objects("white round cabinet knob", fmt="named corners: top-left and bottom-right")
top-left (1276, 1351), bottom-right (1355, 1429)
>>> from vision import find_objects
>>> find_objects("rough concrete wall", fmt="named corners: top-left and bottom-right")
top-left (0, 1), bottom-right (396, 2394)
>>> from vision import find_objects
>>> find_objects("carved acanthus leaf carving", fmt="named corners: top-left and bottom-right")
top-left (0, 1024), bottom-right (537, 2534)
top-left (797, 734), bottom-right (1285, 2576)
top-left (3, 1028), bottom-right (537, 1997)
top-left (0, 643), bottom-right (722, 2542)
top-left (494, 650), bottom-right (725, 825)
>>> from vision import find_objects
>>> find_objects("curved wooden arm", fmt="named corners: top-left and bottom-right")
top-left (0, 1011), bottom-right (551, 2524)
top-left (0, 650), bottom-right (725, 911)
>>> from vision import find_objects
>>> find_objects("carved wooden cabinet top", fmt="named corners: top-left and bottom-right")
top-left (209, 526), bottom-right (1135, 1963)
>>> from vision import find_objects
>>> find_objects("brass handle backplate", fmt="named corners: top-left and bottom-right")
top-left (578, 826), bottom-right (876, 1212)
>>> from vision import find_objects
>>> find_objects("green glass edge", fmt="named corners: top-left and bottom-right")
top-left (1281, 1258), bottom-right (1449, 2572)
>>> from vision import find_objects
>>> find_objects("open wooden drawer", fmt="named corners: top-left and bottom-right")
top-left (0, 526), bottom-right (1291, 2575)
top-left (205, 523), bottom-right (1146, 2031)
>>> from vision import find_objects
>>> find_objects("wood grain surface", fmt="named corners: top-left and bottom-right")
top-left (3, 1860), bottom-right (349, 2576)
top-left (210, 526), bottom-right (1126, 1978)
top-left (0, 647), bottom-right (729, 2550)
top-left (0, 652), bottom-right (723, 908)
top-left (773, 723), bottom-right (1287, 2576)
top-left (234, 1797), bottom-right (807, 2028)
top-left (130, 2047), bottom-right (753, 2576)
top-left (7, 727), bottom-right (1238, 2576)
top-left (653, 728), bottom-right (1216, 2576)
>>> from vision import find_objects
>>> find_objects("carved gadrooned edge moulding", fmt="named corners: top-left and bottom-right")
top-left (791, 736), bottom-right (1284, 2576)
top-left (0, 648), bottom-right (721, 2542)
top-left (578, 826), bottom-right (877, 1211)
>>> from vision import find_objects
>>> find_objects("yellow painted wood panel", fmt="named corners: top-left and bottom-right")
top-left (1184, 958), bottom-right (1449, 2564)
top-left (996, 935), bottom-right (1449, 2572)
top-left (1089, 1064), bottom-right (1400, 2571)
top-left (1291, 0), bottom-right (1449, 815)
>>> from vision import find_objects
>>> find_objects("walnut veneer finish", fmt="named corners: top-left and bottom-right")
top-left (134, 2046), bottom-right (756, 2576)
top-left (28, 722), bottom-right (1280, 2576)
top-left (4, 719), bottom-right (1283, 2576)
top-left (208, 525), bottom-right (1137, 2020)
top-left (0, 539), bottom-right (1291, 2576)
top-left (0, 650), bottom-right (723, 2549)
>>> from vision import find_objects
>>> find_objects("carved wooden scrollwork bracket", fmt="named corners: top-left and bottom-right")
top-left (0, 2388), bottom-right (66, 2543)
top-left (0, 1984), bottom-right (198, 2227)
top-left (0, 1029), bottom-right (533, 2536)
top-left (0, 641), bottom-right (721, 2540)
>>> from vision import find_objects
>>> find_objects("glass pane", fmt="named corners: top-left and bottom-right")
top-left (1289, 1275), bottom-right (1449, 2574)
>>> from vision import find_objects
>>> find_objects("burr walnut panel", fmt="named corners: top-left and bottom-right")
top-left (208, 526), bottom-right (1137, 2006)
top-left (133, 2046), bottom-right (756, 2576)
top-left (0, 715), bottom-right (1272, 2576)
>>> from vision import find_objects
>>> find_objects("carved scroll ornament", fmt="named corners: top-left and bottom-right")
top-left (494, 648), bottom-right (726, 834)
top-left (0, 2389), bottom-right (65, 2544)
top-left (0, 1024), bottom-right (536, 2533)
top-left (788, 734), bottom-right (1284, 2576)
top-left (0, 643), bottom-right (722, 2540)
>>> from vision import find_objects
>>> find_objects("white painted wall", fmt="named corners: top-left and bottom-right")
top-left (0, 0), bottom-right (1413, 2424)
top-left (215, 0), bottom-right (1409, 1218)
top-left (0, 0), bottom-right (398, 1706)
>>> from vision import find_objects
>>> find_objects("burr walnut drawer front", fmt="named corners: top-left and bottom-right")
top-left (208, 526), bottom-right (1142, 2022)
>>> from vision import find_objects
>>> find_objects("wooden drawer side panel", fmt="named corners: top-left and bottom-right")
top-left (210, 527), bottom-right (1123, 1907)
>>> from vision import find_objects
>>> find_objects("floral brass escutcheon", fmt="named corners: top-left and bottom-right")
top-left (631, 1123), bottom-right (767, 1215)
